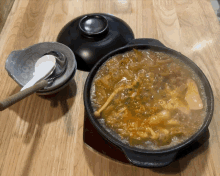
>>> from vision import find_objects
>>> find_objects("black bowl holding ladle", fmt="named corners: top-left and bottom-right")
top-left (0, 42), bottom-right (77, 111)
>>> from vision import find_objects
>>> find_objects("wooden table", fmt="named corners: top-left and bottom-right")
top-left (0, 0), bottom-right (220, 175)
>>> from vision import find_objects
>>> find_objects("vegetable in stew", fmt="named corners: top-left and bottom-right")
top-left (91, 49), bottom-right (207, 149)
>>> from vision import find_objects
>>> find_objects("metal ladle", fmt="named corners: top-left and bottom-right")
top-left (0, 51), bottom-right (67, 111)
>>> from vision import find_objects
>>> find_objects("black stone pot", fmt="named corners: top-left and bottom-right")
top-left (83, 38), bottom-right (214, 168)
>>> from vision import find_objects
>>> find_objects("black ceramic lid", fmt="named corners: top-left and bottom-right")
top-left (57, 13), bottom-right (135, 71)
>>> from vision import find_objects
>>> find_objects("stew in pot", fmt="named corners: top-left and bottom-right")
top-left (91, 49), bottom-right (207, 149)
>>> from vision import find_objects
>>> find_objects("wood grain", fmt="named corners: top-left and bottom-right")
top-left (0, 0), bottom-right (220, 175)
top-left (0, 0), bottom-right (15, 32)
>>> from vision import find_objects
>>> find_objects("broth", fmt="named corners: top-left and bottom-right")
top-left (91, 49), bottom-right (207, 150)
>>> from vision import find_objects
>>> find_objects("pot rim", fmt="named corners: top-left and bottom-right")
top-left (84, 44), bottom-right (214, 154)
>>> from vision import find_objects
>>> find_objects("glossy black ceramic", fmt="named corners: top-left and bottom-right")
top-left (57, 13), bottom-right (135, 71)
top-left (84, 38), bottom-right (214, 168)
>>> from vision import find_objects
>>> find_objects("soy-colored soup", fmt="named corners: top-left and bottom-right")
top-left (91, 49), bottom-right (207, 150)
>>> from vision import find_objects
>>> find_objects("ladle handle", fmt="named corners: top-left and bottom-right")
top-left (0, 80), bottom-right (48, 111)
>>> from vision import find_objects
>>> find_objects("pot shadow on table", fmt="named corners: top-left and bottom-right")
top-left (83, 112), bottom-right (209, 175)
top-left (8, 79), bottom-right (77, 176)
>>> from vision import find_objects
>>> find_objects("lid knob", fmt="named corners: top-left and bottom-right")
top-left (79, 15), bottom-right (108, 37)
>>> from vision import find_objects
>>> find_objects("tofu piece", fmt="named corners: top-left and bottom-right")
top-left (167, 119), bottom-right (180, 126)
top-left (159, 98), bottom-right (191, 115)
top-left (185, 79), bottom-right (203, 110)
top-left (148, 110), bottom-right (170, 125)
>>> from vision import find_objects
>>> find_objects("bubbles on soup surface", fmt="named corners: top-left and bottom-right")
top-left (91, 49), bottom-right (207, 150)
